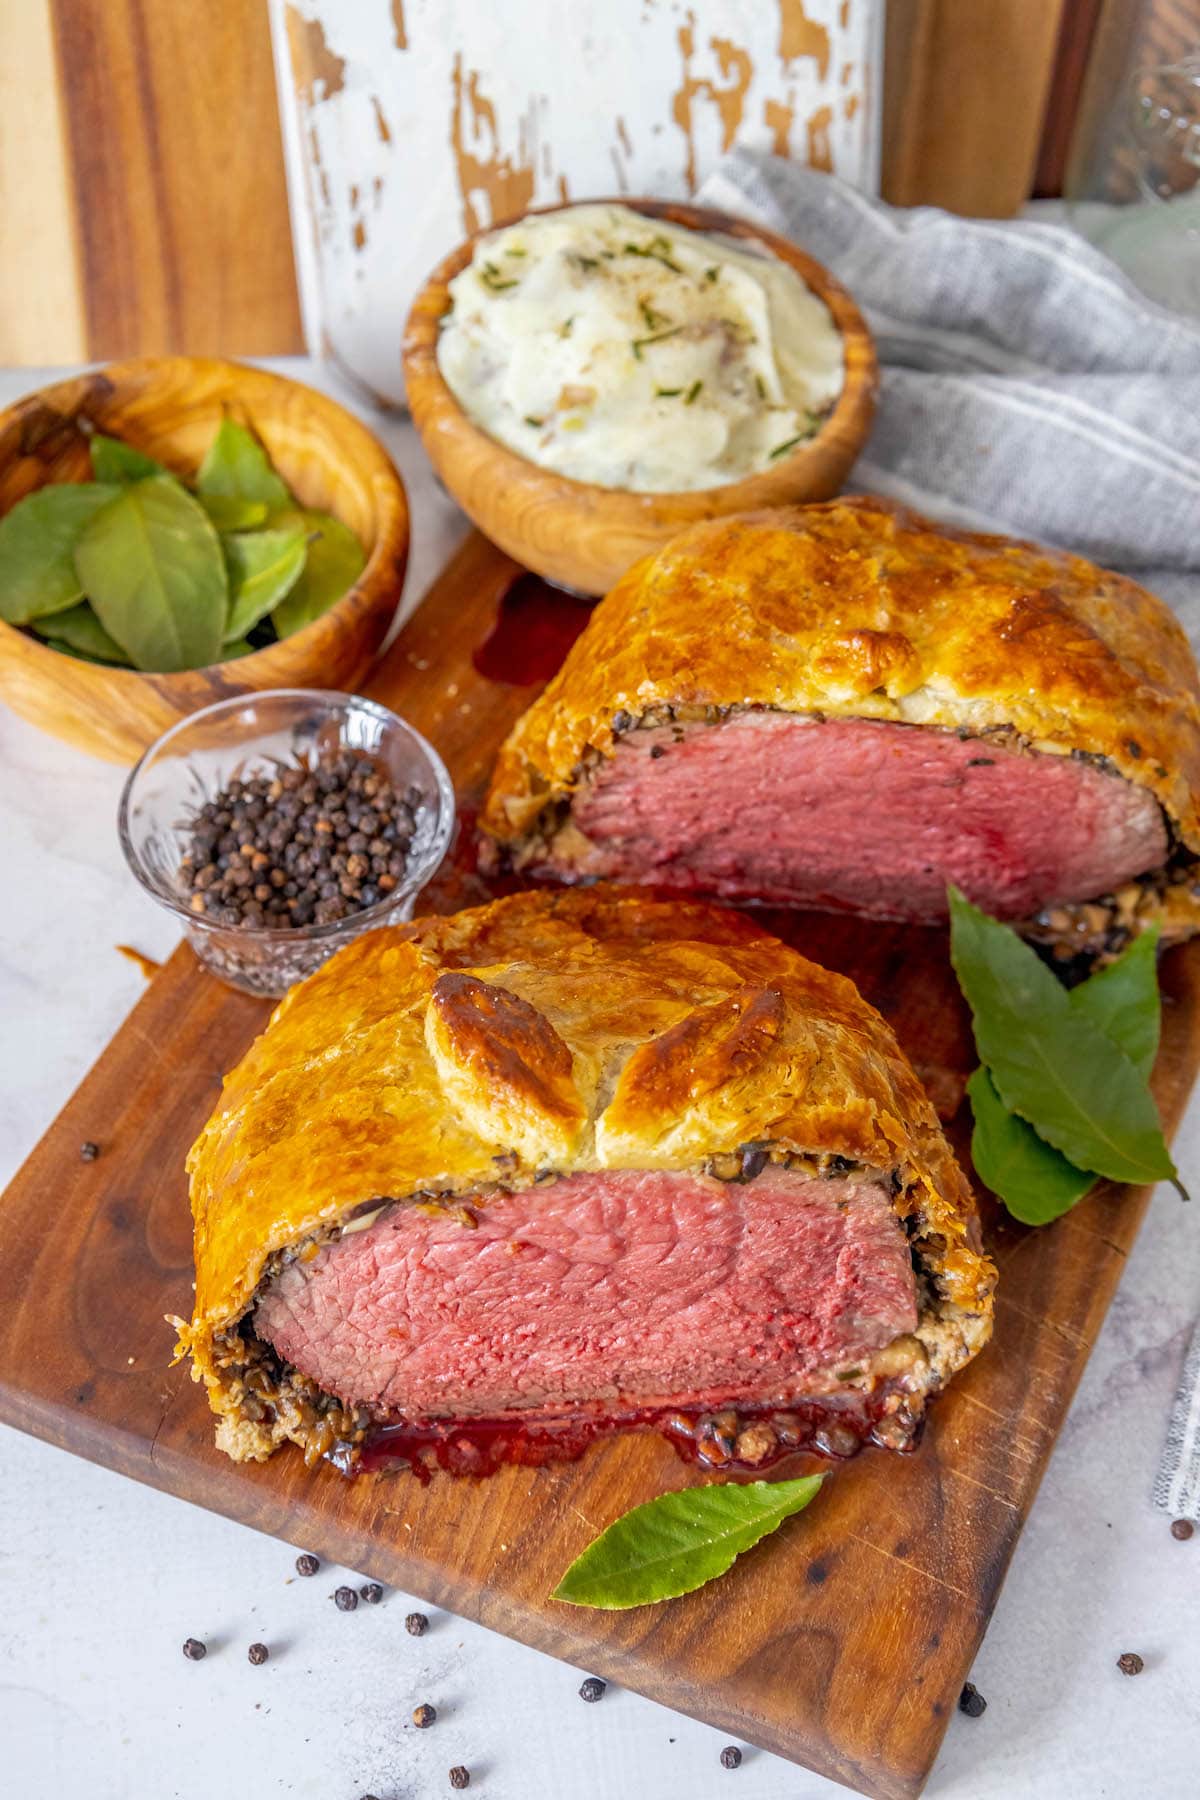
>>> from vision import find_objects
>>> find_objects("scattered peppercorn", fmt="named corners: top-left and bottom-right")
top-left (295, 1553), bottom-right (320, 1577)
top-left (247, 1643), bottom-right (269, 1665)
top-left (334, 1586), bottom-right (358, 1612)
top-left (719, 1746), bottom-right (743, 1769)
top-left (181, 1638), bottom-right (207, 1661)
top-left (412, 1703), bottom-right (437, 1729)
top-left (449, 1769), bottom-right (471, 1791)
top-left (1171, 1518), bottom-right (1194, 1541)
top-left (579, 1677), bottom-right (606, 1703)
top-left (80, 1141), bottom-right (99, 1162)
top-left (360, 1582), bottom-right (383, 1604)
top-left (177, 750), bottom-right (423, 932)
top-left (1117, 1653), bottom-right (1144, 1677)
top-left (405, 1611), bottom-right (429, 1636)
top-left (958, 1682), bottom-right (987, 1717)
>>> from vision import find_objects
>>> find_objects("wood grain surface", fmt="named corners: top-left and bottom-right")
top-left (404, 198), bottom-right (877, 595)
top-left (882, 0), bottom-right (1067, 216)
top-left (1, 532), bottom-right (1196, 1799)
top-left (0, 0), bottom-right (302, 365)
top-left (0, 357), bottom-right (408, 762)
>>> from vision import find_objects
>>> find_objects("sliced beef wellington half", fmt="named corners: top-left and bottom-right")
top-left (178, 888), bottom-right (994, 1471)
top-left (480, 498), bottom-right (1200, 961)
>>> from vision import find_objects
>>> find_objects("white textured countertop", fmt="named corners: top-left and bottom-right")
top-left (0, 361), bottom-right (1196, 1800)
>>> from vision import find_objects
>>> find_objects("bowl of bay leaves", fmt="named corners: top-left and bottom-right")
top-left (0, 357), bottom-right (409, 761)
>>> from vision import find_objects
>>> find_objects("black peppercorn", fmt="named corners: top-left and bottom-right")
top-left (449, 1769), bottom-right (470, 1790)
top-left (181, 1638), bottom-right (207, 1661)
top-left (406, 1611), bottom-right (429, 1636)
top-left (360, 1582), bottom-right (383, 1604)
top-left (1117, 1653), bottom-right (1144, 1677)
top-left (247, 1643), bottom-right (269, 1665)
top-left (958, 1682), bottom-right (987, 1717)
top-left (80, 1141), bottom-right (99, 1162)
top-left (719, 1746), bottom-right (742, 1769)
top-left (334, 1585), bottom-right (358, 1611)
top-left (295, 1553), bottom-right (319, 1577)
top-left (1171, 1518), bottom-right (1194, 1541)
top-left (579, 1677), bottom-right (606, 1703)
top-left (412, 1703), bottom-right (437, 1729)
top-left (177, 749), bottom-right (423, 934)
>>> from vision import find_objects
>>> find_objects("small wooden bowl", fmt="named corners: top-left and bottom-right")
top-left (403, 197), bottom-right (877, 595)
top-left (0, 357), bottom-right (409, 762)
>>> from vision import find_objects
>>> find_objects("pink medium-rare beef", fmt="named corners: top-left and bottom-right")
top-left (254, 1167), bottom-right (916, 1420)
top-left (557, 714), bottom-right (1168, 922)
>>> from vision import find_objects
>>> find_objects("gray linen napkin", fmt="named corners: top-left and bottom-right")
top-left (702, 152), bottom-right (1200, 1518)
top-left (700, 151), bottom-right (1200, 632)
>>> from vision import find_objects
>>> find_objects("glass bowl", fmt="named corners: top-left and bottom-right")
top-left (118, 690), bottom-right (455, 997)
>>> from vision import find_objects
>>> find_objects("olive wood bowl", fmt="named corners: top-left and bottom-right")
top-left (0, 357), bottom-right (409, 762)
top-left (403, 197), bottom-right (877, 596)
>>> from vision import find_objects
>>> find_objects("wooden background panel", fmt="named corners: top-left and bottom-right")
top-left (0, 0), bottom-right (303, 364)
top-left (881, 0), bottom-right (1067, 216)
top-left (0, 1), bottom-right (85, 364)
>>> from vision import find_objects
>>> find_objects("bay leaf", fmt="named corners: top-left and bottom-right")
top-left (73, 475), bottom-right (228, 672)
top-left (32, 601), bottom-right (129, 665)
top-left (552, 1474), bottom-right (826, 1610)
top-left (90, 434), bottom-right (167, 484)
top-left (223, 525), bottom-right (307, 642)
top-left (967, 1067), bottom-right (1094, 1225)
top-left (270, 508), bottom-right (366, 638)
top-left (1070, 921), bottom-right (1161, 1081)
top-left (948, 886), bottom-right (1176, 1188)
top-left (199, 494), bottom-right (268, 531)
top-left (0, 482), bottom-right (119, 623)
top-left (197, 418), bottom-right (290, 510)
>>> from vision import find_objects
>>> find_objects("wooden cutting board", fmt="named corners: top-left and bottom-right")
top-left (2, 531), bottom-right (1196, 1800)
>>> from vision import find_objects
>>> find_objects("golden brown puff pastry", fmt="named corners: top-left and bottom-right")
top-left (480, 498), bottom-right (1200, 959)
top-left (177, 887), bottom-right (994, 1468)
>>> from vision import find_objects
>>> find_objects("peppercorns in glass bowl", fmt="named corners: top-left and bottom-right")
top-left (118, 690), bottom-right (455, 996)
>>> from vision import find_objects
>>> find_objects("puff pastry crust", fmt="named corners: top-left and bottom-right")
top-left (480, 498), bottom-right (1200, 946)
top-left (179, 886), bottom-right (994, 1462)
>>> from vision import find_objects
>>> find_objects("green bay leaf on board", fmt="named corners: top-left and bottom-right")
top-left (31, 601), bottom-right (129, 665)
top-left (197, 418), bottom-right (291, 510)
top-left (1070, 920), bottom-right (1161, 1080)
top-left (270, 508), bottom-right (365, 638)
top-left (965, 921), bottom-right (1167, 1224)
top-left (948, 886), bottom-right (1176, 1188)
top-left (967, 1067), bottom-right (1094, 1225)
top-left (199, 494), bottom-right (268, 532)
top-left (223, 525), bottom-right (307, 642)
top-left (552, 1475), bottom-right (826, 1610)
top-left (0, 482), bottom-right (119, 624)
top-left (89, 435), bottom-right (168, 484)
top-left (73, 475), bottom-right (228, 672)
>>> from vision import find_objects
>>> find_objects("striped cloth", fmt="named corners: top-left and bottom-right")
top-left (702, 152), bottom-right (1200, 1519)
top-left (699, 152), bottom-right (1200, 634)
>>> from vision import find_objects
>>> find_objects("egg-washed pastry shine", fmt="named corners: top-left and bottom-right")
top-left (177, 888), bottom-right (994, 1467)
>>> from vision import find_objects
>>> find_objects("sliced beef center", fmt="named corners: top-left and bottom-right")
top-left (557, 713), bottom-right (1168, 923)
top-left (254, 1167), bottom-right (916, 1421)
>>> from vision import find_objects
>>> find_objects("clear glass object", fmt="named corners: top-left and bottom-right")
top-left (1069, 54), bottom-right (1200, 317)
top-left (118, 690), bottom-right (455, 998)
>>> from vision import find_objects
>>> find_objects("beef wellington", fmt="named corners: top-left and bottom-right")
top-left (480, 498), bottom-right (1200, 961)
top-left (177, 888), bottom-right (994, 1471)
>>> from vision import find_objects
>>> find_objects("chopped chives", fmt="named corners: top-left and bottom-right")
top-left (684, 379), bottom-right (703, 404)
top-left (524, 416), bottom-right (545, 428)
top-left (769, 433), bottom-right (807, 459)
top-left (631, 325), bottom-right (684, 357)
top-left (655, 386), bottom-right (684, 398)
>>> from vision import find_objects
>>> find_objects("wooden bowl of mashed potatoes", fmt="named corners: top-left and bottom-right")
top-left (403, 197), bottom-right (877, 595)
